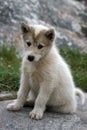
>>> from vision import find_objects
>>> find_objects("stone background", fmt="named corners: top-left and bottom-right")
top-left (0, 97), bottom-right (87, 130)
top-left (0, 0), bottom-right (87, 53)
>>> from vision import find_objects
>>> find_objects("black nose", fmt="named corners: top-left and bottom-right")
top-left (28, 55), bottom-right (35, 62)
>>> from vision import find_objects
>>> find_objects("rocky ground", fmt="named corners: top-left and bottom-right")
top-left (0, 0), bottom-right (87, 54)
top-left (0, 94), bottom-right (87, 130)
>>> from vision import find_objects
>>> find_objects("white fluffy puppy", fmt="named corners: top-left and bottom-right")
top-left (7, 23), bottom-right (85, 120)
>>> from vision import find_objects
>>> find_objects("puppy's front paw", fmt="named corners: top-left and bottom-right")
top-left (29, 109), bottom-right (43, 120)
top-left (7, 103), bottom-right (22, 111)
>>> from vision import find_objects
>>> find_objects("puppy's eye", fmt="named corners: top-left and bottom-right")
top-left (38, 44), bottom-right (44, 49)
top-left (26, 41), bottom-right (31, 47)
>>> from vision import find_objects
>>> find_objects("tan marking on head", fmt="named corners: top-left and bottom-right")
top-left (35, 29), bottom-right (54, 46)
top-left (34, 25), bottom-right (48, 37)
top-left (21, 23), bottom-right (55, 47)
top-left (35, 30), bottom-right (46, 42)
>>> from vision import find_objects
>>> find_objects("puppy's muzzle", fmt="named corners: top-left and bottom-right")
top-left (27, 55), bottom-right (35, 62)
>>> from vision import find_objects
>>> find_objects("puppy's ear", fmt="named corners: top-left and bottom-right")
top-left (21, 22), bottom-right (31, 34)
top-left (45, 28), bottom-right (55, 41)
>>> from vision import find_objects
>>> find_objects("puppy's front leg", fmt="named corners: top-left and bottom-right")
top-left (7, 70), bottom-right (30, 111)
top-left (29, 81), bottom-right (53, 120)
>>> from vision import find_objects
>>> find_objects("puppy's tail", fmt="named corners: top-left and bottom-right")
top-left (75, 88), bottom-right (85, 104)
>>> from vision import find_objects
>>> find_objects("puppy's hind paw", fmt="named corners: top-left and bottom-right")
top-left (7, 103), bottom-right (22, 111)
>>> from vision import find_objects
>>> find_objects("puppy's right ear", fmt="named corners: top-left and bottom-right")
top-left (21, 23), bottom-right (30, 34)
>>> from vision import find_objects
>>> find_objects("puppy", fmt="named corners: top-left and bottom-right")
top-left (7, 23), bottom-right (85, 120)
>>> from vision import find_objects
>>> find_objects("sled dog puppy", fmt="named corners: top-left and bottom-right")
top-left (7, 23), bottom-right (85, 120)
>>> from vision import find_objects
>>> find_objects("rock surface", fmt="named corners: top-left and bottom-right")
top-left (0, 94), bottom-right (87, 130)
top-left (0, 92), bottom-right (17, 101)
top-left (0, 0), bottom-right (87, 53)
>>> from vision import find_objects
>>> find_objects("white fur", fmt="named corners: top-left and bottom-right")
top-left (75, 88), bottom-right (85, 104)
top-left (7, 25), bottom-right (85, 120)
top-left (33, 24), bottom-right (48, 37)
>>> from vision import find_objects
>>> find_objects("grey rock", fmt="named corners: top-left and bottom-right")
top-left (81, 25), bottom-right (87, 36)
top-left (0, 92), bottom-right (17, 101)
top-left (0, 0), bottom-right (87, 53)
top-left (0, 94), bottom-right (87, 130)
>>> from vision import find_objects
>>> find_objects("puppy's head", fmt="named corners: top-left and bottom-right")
top-left (21, 23), bottom-right (55, 62)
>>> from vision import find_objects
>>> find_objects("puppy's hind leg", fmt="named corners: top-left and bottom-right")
top-left (57, 100), bottom-right (77, 114)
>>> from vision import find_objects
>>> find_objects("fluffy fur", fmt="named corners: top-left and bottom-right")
top-left (7, 23), bottom-right (85, 120)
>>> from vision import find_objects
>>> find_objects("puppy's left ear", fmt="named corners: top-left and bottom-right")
top-left (45, 28), bottom-right (55, 41)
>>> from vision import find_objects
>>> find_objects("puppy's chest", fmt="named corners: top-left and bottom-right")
top-left (29, 71), bottom-right (40, 87)
top-left (27, 64), bottom-right (42, 89)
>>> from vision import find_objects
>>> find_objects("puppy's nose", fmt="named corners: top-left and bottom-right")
top-left (27, 55), bottom-right (35, 62)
